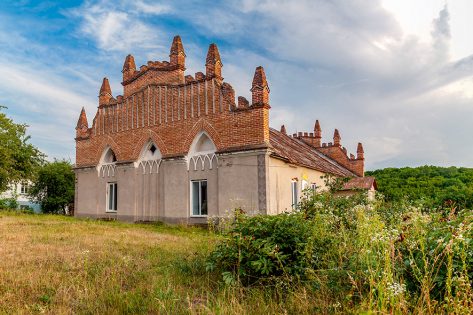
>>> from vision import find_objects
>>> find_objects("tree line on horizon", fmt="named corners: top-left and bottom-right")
top-left (366, 165), bottom-right (473, 208)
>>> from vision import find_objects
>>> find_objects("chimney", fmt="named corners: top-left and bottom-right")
top-left (251, 66), bottom-right (269, 106)
top-left (280, 125), bottom-right (286, 134)
top-left (333, 129), bottom-right (341, 146)
top-left (314, 120), bottom-right (321, 147)
top-left (205, 43), bottom-right (222, 80)
top-left (357, 142), bottom-right (364, 159)
top-left (169, 35), bottom-right (186, 69)
top-left (122, 54), bottom-right (136, 82)
top-left (99, 77), bottom-right (112, 106)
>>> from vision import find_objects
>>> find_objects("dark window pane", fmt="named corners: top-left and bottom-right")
top-left (192, 181), bottom-right (200, 215)
top-left (113, 183), bottom-right (118, 211)
top-left (201, 181), bottom-right (207, 215)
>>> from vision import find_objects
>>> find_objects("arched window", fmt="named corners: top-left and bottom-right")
top-left (103, 148), bottom-right (117, 163)
top-left (98, 147), bottom-right (117, 177)
top-left (187, 132), bottom-right (217, 171)
top-left (138, 141), bottom-right (162, 174)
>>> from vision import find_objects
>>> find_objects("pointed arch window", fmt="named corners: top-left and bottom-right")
top-left (187, 132), bottom-right (218, 171)
top-left (138, 141), bottom-right (162, 174)
top-left (98, 147), bottom-right (117, 177)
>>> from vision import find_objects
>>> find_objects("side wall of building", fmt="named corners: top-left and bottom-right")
top-left (267, 157), bottom-right (327, 214)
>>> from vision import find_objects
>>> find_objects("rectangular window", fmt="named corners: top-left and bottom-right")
top-left (20, 182), bottom-right (29, 194)
top-left (107, 182), bottom-right (117, 212)
top-left (191, 180), bottom-right (208, 216)
top-left (311, 183), bottom-right (317, 192)
top-left (291, 181), bottom-right (298, 209)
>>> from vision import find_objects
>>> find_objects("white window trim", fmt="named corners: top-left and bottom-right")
top-left (106, 182), bottom-right (118, 213)
top-left (190, 179), bottom-right (208, 217)
top-left (291, 180), bottom-right (298, 209)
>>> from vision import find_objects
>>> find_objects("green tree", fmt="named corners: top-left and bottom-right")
top-left (0, 106), bottom-right (44, 192)
top-left (29, 160), bottom-right (75, 214)
top-left (366, 166), bottom-right (473, 208)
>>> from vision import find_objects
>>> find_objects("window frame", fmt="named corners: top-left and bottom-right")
top-left (291, 180), bottom-right (298, 209)
top-left (20, 182), bottom-right (29, 195)
top-left (190, 179), bottom-right (208, 217)
top-left (106, 182), bottom-right (118, 213)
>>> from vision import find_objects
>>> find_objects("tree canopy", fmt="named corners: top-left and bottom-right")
top-left (29, 160), bottom-right (75, 214)
top-left (0, 106), bottom-right (44, 192)
top-left (366, 166), bottom-right (473, 208)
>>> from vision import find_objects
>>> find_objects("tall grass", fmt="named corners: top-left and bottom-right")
top-left (1, 193), bottom-right (471, 314)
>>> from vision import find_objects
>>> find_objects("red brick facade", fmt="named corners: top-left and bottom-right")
top-left (293, 124), bottom-right (365, 176)
top-left (75, 35), bottom-right (364, 178)
top-left (75, 36), bottom-right (270, 167)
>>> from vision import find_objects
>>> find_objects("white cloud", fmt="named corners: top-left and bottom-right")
top-left (70, 1), bottom-right (163, 52)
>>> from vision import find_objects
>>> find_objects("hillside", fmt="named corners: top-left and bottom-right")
top-left (366, 166), bottom-right (473, 207)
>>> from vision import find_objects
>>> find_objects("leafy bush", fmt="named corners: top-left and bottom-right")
top-left (206, 192), bottom-right (473, 313)
top-left (206, 211), bottom-right (314, 286)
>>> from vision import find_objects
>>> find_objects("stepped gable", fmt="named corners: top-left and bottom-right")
top-left (269, 128), bottom-right (355, 177)
top-left (75, 35), bottom-right (271, 167)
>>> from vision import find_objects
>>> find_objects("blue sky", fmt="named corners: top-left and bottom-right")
top-left (0, 0), bottom-right (472, 170)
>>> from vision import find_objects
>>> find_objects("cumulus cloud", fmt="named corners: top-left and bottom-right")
top-left (0, 0), bottom-right (472, 169)
top-left (69, 1), bottom-right (164, 52)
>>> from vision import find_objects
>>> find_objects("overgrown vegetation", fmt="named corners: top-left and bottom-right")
top-left (366, 166), bottom-right (473, 208)
top-left (1, 190), bottom-right (471, 313)
top-left (207, 192), bottom-right (472, 314)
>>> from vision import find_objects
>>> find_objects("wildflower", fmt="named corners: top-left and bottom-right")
top-left (387, 282), bottom-right (406, 296)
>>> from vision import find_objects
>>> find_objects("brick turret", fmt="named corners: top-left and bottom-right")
top-left (333, 129), bottom-right (341, 146)
top-left (75, 107), bottom-right (90, 140)
top-left (169, 35), bottom-right (185, 70)
top-left (99, 77), bottom-right (112, 106)
top-left (122, 54), bottom-right (136, 82)
top-left (314, 120), bottom-right (321, 147)
top-left (280, 125), bottom-right (286, 135)
top-left (251, 66), bottom-right (269, 106)
top-left (206, 43), bottom-right (222, 80)
top-left (357, 142), bottom-right (364, 160)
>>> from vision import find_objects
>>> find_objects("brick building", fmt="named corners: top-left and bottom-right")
top-left (74, 36), bottom-right (369, 223)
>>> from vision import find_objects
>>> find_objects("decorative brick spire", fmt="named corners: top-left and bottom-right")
top-left (169, 35), bottom-right (185, 69)
top-left (76, 107), bottom-right (89, 139)
top-left (314, 120), bottom-right (321, 147)
top-left (251, 66), bottom-right (269, 106)
top-left (99, 77), bottom-right (112, 106)
top-left (76, 107), bottom-right (88, 129)
top-left (357, 142), bottom-right (364, 159)
top-left (280, 124), bottom-right (286, 134)
top-left (206, 43), bottom-right (222, 80)
top-left (333, 129), bottom-right (341, 146)
top-left (122, 54), bottom-right (136, 81)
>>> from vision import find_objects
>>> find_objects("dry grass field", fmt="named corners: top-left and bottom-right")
top-left (0, 211), bottom-right (315, 314)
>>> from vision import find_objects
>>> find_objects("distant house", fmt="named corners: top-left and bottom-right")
top-left (0, 181), bottom-right (41, 212)
top-left (335, 177), bottom-right (377, 200)
top-left (74, 35), bottom-right (371, 223)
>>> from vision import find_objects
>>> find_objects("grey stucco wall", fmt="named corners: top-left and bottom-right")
top-left (74, 150), bottom-right (265, 223)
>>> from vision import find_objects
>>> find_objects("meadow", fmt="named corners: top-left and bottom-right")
top-left (0, 211), bottom-right (316, 314)
top-left (0, 191), bottom-right (472, 314)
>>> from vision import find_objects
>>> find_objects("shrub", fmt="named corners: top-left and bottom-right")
top-left (206, 211), bottom-right (314, 286)
top-left (206, 192), bottom-right (473, 313)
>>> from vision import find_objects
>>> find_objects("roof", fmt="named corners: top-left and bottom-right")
top-left (269, 128), bottom-right (355, 177)
top-left (341, 176), bottom-right (377, 191)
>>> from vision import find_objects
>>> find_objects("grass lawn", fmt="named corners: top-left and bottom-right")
top-left (0, 212), bottom-right (315, 314)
